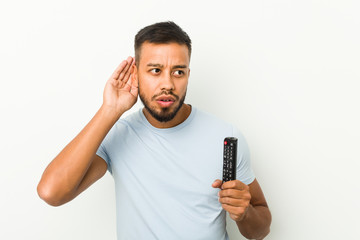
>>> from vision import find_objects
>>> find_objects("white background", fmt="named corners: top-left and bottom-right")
top-left (1, 0), bottom-right (359, 239)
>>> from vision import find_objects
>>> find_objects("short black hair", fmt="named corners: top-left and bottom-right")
top-left (134, 21), bottom-right (192, 66)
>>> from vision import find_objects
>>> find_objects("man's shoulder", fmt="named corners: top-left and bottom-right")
top-left (105, 108), bottom-right (143, 135)
top-left (120, 108), bottom-right (142, 123)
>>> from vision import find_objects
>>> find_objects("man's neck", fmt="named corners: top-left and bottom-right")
top-left (142, 104), bottom-right (192, 129)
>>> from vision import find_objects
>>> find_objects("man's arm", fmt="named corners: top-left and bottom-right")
top-left (37, 56), bottom-right (137, 206)
top-left (235, 179), bottom-right (271, 239)
top-left (212, 178), bottom-right (271, 239)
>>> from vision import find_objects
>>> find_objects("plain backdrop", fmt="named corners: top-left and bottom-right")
top-left (1, 0), bottom-right (359, 239)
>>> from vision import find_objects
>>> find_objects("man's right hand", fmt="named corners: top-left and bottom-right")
top-left (37, 57), bottom-right (138, 206)
top-left (102, 56), bottom-right (138, 114)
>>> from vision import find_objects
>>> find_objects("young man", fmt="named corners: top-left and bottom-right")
top-left (37, 21), bottom-right (271, 239)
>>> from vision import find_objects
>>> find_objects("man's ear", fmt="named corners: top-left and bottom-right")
top-left (133, 62), bottom-right (137, 74)
top-left (131, 64), bottom-right (138, 82)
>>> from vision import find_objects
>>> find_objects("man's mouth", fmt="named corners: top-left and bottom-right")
top-left (155, 95), bottom-right (176, 107)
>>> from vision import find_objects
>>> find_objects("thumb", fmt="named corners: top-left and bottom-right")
top-left (212, 179), bottom-right (223, 188)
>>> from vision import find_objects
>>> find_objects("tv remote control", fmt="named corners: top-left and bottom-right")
top-left (222, 137), bottom-right (237, 182)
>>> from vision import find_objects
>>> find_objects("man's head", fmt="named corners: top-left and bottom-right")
top-left (134, 21), bottom-right (192, 67)
top-left (133, 21), bottom-right (192, 123)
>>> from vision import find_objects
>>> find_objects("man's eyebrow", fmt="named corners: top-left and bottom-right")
top-left (147, 63), bottom-right (164, 68)
top-left (172, 65), bottom-right (188, 69)
top-left (146, 63), bottom-right (188, 69)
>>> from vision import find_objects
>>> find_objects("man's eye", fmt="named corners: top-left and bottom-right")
top-left (150, 68), bottom-right (161, 74)
top-left (173, 70), bottom-right (184, 76)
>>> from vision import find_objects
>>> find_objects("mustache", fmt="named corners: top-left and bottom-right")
top-left (152, 91), bottom-right (179, 101)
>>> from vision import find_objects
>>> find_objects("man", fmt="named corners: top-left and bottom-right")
top-left (37, 21), bottom-right (271, 239)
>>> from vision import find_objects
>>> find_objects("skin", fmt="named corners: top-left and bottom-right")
top-left (37, 42), bottom-right (271, 239)
top-left (212, 179), bottom-right (271, 239)
top-left (134, 42), bottom-right (192, 128)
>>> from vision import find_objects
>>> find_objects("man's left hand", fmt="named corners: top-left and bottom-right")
top-left (212, 179), bottom-right (252, 222)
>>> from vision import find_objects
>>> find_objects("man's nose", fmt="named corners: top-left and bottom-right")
top-left (159, 72), bottom-right (175, 91)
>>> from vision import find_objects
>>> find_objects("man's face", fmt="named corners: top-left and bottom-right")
top-left (134, 42), bottom-right (190, 122)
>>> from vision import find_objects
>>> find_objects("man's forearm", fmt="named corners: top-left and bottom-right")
top-left (37, 105), bottom-right (122, 205)
top-left (236, 204), bottom-right (271, 239)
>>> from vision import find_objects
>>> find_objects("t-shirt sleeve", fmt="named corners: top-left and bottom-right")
top-left (232, 126), bottom-right (255, 185)
top-left (96, 139), bottom-right (112, 174)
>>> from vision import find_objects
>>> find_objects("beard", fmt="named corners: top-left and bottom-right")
top-left (139, 86), bottom-right (187, 123)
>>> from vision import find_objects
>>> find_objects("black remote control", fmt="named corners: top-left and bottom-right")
top-left (222, 137), bottom-right (238, 182)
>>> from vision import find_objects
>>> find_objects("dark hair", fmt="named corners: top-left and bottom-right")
top-left (134, 21), bottom-right (192, 66)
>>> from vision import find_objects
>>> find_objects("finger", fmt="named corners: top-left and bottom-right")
top-left (119, 57), bottom-right (133, 81)
top-left (212, 179), bottom-right (223, 188)
top-left (221, 180), bottom-right (248, 191)
top-left (219, 196), bottom-right (250, 207)
top-left (111, 60), bottom-right (128, 80)
top-left (221, 204), bottom-right (248, 221)
top-left (219, 189), bottom-right (251, 200)
top-left (130, 66), bottom-right (138, 87)
top-left (123, 60), bottom-right (135, 85)
top-left (129, 72), bottom-right (138, 97)
top-left (126, 56), bottom-right (133, 62)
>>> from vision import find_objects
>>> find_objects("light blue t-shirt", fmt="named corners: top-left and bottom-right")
top-left (96, 106), bottom-right (255, 240)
